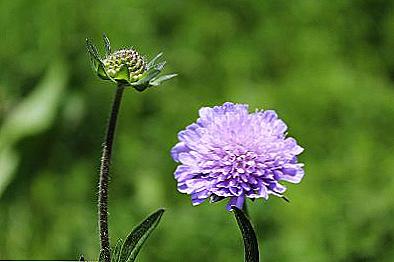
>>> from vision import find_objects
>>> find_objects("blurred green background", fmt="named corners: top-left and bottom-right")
top-left (1, 0), bottom-right (394, 261)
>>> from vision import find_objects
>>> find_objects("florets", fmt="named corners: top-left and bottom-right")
top-left (102, 49), bottom-right (146, 81)
top-left (171, 102), bottom-right (305, 210)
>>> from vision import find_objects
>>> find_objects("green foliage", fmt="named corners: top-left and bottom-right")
top-left (0, 62), bottom-right (68, 195)
top-left (1, 1), bottom-right (394, 261)
top-left (117, 209), bottom-right (164, 262)
top-left (112, 239), bottom-right (123, 262)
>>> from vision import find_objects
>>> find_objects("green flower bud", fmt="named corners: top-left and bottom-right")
top-left (86, 34), bottom-right (177, 91)
top-left (101, 49), bottom-right (146, 81)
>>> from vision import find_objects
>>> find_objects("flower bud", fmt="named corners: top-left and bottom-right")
top-left (86, 34), bottom-right (177, 91)
top-left (101, 49), bottom-right (146, 82)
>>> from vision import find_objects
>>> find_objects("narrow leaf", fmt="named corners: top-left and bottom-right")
top-left (86, 38), bottom-right (103, 72)
top-left (154, 61), bottom-right (166, 71)
top-left (97, 64), bottom-right (111, 80)
top-left (103, 33), bottom-right (112, 55)
top-left (112, 238), bottom-right (123, 262)
top-left (233, 207), bottom-right (260, 262)
top-left (0, 62), bottom-right (67, 196)
top-left (130, 68), bottom-right (161, 88)
top-left (146, 52), bottom-right (163, 70)
top-left (282, 196), bottom-right (290, 203)
top-left (150, 74), bottom-right (177, 86)
top-left (86, 38), bottom-right (101, 61)
top-left (119, 208), bottom-right (165, 262)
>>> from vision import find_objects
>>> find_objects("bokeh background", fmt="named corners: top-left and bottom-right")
top-left (1, 0), bottom-right (394, 261)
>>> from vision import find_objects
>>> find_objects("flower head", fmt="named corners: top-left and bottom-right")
top-left (171, 102), bottom-right (304, 210)
top-left (86, 34), bottom-right (176, 91)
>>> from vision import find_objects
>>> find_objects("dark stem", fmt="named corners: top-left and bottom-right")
top-left (233, 207), bottom-right (260, 262)
top-left (98, 84), bottom-right (125, 262)
top-left (243, 200), bottom-right (249, 217)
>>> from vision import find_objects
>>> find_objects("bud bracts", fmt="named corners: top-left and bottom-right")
top-left (87, 33), bottom-right (177, 91)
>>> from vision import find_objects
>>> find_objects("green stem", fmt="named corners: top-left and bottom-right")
top-left (98, 84), bottom-right (125, 262)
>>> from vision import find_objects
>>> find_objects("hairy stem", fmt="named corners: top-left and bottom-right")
top-left (243, 201), bottom-right (249, 217)
top-left (233, 207), bottom-right (260, 262)
top-left (98, 84), bottom-right (125, 262)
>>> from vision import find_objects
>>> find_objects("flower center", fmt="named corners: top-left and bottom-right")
top-left (225, 151), bottom-right (257, 176)
top-left (103, 49), bottom-right (146, 81)
top-left (209, 149), bottom-right (262, 196)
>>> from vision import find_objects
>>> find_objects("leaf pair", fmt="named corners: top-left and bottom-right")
top-left (99, 208), bottom-right (165, 262)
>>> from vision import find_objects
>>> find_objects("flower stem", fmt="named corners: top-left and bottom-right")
top-left (98, 84), bottom-right (125, 262)
top-left (243, 201), bottom-right (249, 217)
top-left (233, 207), bottom-right (260, 262)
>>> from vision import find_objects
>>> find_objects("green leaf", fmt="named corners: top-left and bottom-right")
top-left (233, 207), bottom-right (260, 262)
top-left (282, 196), bottom-right (290, 203)
top-left (112, 238), bottom-right (123, 262)
top-left (0, 62), bottom-right (67, 146)
top-left (0, 61), bottom-right (67, 196)
top-left (131, 65), bottom-right (162, 86)
top-left (0, 147), bottom-right (19, 196)
top-left (97, 64), bottom-right (111, 80)
top-left (146, 52), bottom-right (163, 70)
top-left (86, 38), bottom-right (101, 61)
top-left (86, 38), bottom-right (102, 69)
top-left (113, 65), bottom-right (130, 83)
top-left (103, 33), bottom-right (112, 55)
top-left (154, 61), bottom-right (166, 71)
top-left (150, 74), bottom-right (178, 86)
top-left (118, 208), bottom-right (165, 262)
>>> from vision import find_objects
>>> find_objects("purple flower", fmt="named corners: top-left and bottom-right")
top-left (171, 102), bottom-right (304, 210)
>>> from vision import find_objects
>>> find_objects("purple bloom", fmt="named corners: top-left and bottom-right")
top-left (171, 102), bottom-right (304, 210)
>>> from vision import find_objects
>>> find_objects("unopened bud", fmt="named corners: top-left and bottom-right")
top-left (86, 33), bottom-right (177, 91)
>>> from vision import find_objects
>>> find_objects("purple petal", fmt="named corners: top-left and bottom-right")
top-left (279, 166), bottom-right (304, 183)
top-left (171, 102), bottom-right (305, 210)
top-left (178, 152), bottom-right (197, 166)
top-left (226, 195), bottom-right (245, 211)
